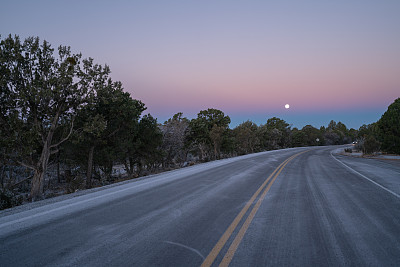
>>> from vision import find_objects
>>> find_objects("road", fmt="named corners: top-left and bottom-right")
top-left (1, 146), bottom-right (399, 266)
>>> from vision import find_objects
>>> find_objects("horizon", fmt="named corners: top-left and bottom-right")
top-left (1, 0), bottom-right (399, 130)
top-left (153, 105), bottom-right (387, 130)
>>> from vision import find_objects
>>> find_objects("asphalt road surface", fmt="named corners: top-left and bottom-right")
top-left (1, 146), bottom-right (399, 266)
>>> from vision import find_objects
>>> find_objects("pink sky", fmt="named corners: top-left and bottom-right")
top-left (2, 0), bottom-right (399, 128)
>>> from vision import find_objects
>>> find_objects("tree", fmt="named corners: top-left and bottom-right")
top-left (72, 62), bottom-right (146, 186)
top-left (323, 131), bottom-right (340, 145)
top-left (262, 117), bottom-right (291, 149)
top-left (220, 128), bottom-right (236, 157)
top-left (140, 115), bottom-right (163, 171)
top-left (355, 123), bottom-right (379, 153)
top-left (348, 128), bottom-right (358, 142)
top-left (161, 113), bottom-right (189, 167)
top-left (0, 41), bottom-right (15, 185)
top-left (186, 109), bottom-right (231, 160)
top-left (301, 125), bottom-right (322, 146)
top-left (0, 35), bottom-right (90, 200)
top-left (324, 120), bottom-right (342, 145)
top-left (73, 112), bottom-right (107, 187)
top-left (126, 115), bottom-right (163, 175)
top-left (290, 128), bottom-right (306, 147)
top-left (361, 135), bottom-right (380, 155)
top-left (233, 121), bottom-right (259, 154)
top-left (378, 98), bottom-right (400, 154)
top-left (71, 59), bottom-right (110, 187)
top-left (209, 124), bottom-right (225, 159)
top-left (324, 120), bottom-right (353, 144)
top-left (358, 123), bottom-right (379, 139)
top-left (327, 120), bottom-right (337, 131)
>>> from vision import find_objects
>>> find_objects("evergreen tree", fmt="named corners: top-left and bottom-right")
top-left (378, 98), bottom-right (400, 154)
top-left (0, 35), bottom-right (88, 200)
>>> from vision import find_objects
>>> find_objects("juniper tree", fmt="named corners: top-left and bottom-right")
top-left (0, 35), bottom-right (92, 200)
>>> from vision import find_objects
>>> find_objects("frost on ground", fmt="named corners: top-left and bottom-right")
top-left (1, 148), bottom-right (297, 216)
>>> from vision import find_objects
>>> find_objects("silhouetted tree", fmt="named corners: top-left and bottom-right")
top-left (0, 35), bottom-right (89, 200)
top-left (161, 113), bottom-right (189, 167)
top-left (186, 109), bottom-right (230, 160)
top-left (378, 98), bottom-right (400, 154)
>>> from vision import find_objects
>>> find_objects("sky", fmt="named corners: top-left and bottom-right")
top-left (1, 0), bottom-right (399, 129)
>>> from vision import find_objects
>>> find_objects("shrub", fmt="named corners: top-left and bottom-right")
top-left (362, 135), bottom-right (380, 155)
top-left (344, 148), bottom-right (352, 153)
top-left (0, 189), bottom-right (23, 210)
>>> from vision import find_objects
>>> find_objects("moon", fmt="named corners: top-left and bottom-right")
top-left (285, 104), bottom-right (290, 109)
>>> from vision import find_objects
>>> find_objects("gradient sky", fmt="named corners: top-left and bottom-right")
top-left (1, 0), bottom-right (399, 129)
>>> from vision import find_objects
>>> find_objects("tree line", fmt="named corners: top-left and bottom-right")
top-left (1, 35), bottom-right (399, 209)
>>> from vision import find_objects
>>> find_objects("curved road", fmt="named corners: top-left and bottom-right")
top-left (1, 146), bottom-right (399, 266)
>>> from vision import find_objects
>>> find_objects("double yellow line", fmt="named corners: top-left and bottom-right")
top-left (201, 150), bottom-right (308, 267)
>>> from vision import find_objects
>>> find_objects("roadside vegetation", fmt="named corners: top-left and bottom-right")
top-left (1, 35), bottom-right (398, 210)
top-left (354, 98), bottom-right (400, 155)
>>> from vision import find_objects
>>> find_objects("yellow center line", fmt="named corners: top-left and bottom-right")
top-left (219, 150), bottom-right (308, 266)
top-left (201, 150), bottom-right (307, 267)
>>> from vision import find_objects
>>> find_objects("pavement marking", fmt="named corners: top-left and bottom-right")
top-left (200, 155), bottom-right (293, 267)
top-left (330, 152), bottom-right (400, 199)
top-left (201, 150), bottom-right (308, 267)
top-left (219, 155), bottom-right (296, 266)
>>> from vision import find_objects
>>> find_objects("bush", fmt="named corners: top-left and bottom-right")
top-left (66, 174), bottom-right (85, 193)
top-left (362, 135), bottom-right (380, 155)
top-left (344, 148), bottom-right (352, 153)
top-left (0, 188), bottom-right (23, 210)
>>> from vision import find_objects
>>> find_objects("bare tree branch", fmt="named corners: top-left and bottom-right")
top-left (11, 175), bottom-right (33, 188)
top-left (107, 125), bottom-right (122, 138)
top-left (50, 118), bottom-right (75, 149)
top-left (16, 160), bottom-right (36, 170)
top-left (50, 148), bottom-right (59, 155)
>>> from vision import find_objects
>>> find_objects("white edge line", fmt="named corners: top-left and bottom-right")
top-left (330, 152), bottom-right (399, 199)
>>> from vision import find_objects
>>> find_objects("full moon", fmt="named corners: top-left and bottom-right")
top-left (285, 104), bottom-right (290, 109)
